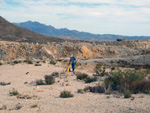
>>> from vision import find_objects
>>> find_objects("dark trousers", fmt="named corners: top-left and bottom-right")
top-left (72, 63), bottom-right (75, 72)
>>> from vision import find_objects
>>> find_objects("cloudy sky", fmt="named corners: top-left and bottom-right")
top-left (0, 0), bottom-right (150, 36)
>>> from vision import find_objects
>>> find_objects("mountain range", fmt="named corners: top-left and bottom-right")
top-left (13, 21), bottom-right (150, 41)
top-left (0, 16), bottom-right (64, 43)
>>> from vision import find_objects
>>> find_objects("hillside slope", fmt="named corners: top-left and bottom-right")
top-left (14, 21), bottom-right (150, 41)
top-left (0, 16), bottom-right (64, 43)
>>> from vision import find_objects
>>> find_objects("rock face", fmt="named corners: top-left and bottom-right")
top-left (0, 40), bottom-right (150, 61)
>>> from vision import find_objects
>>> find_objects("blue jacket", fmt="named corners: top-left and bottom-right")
top-left (70, 57), bottom-right (76, 64)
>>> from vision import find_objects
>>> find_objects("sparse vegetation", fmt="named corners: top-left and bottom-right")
top-left (94, 63), bottom-right (108, 76)
top-left (91, 85), bottom-right (105, 93)
top-left (14, 60), bottom-right (19, 64)
top-left (84, 76), bottom-right (97, 83)
top-left (17, 94), bottom-right (37, 99)
top-left (36, 79), bottom-right (45, 85)
top-left (130, 80), bottom-right (150, 94)
top-left (50, 60), bottom-right (56, 65)
top-left (44, 75), bottom-right (55, 85)
top-left (9, 89), bottom-right (19, 96)
top-left (76, 72), bottom-right (97, 83)
top-left (124, 90), bottom-right (131, 98)
top-left (23, 58), bottom-right (33, 64)
top-left (0, 81), bottom-right (11, 86)
top-left (60, 90), bottom-right (74, 98)
top-left (34, 63), bottom-right (42, 66)
top-left (36, 61), bottom-right (40, 63)
top-left (76, 72), bottom-right (88, 80)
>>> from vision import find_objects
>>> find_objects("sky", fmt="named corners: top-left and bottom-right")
top-left (0, 0), bottom-right (150, 36)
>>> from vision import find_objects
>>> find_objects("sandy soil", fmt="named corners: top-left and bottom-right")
top-left (0, 62), bottom-right (150, 113)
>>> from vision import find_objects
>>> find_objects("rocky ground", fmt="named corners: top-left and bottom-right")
top-left (0, 62), bottom-right (150, 113)
top-left (0, 40), bottom-right (150, 61)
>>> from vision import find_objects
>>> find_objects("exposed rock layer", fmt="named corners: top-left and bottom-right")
top-left (0, 40), bottom-right (150, 61)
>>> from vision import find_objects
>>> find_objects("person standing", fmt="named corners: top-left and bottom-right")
top-left (69, 54), bottom-right (76, 72)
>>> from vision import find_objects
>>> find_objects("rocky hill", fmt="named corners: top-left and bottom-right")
top-left (0, 40), bottom-right (150, 61)
top-left (14, 21), bottom-right (150, 41)
top-left (0, 16), bottom-right (64, 43)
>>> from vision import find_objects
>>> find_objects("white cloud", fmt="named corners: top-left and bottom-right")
top-left (0, 0), bottom-right (150, 36)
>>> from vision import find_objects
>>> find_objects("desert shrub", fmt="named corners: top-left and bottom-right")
top-left (34, 63), bottom-right (42, 66)
top-left (10, 89), bottom-right (19, 96)
top-left (76, 72), bottom-right (97, 83)
top-left (84, 76), bottom-right (97, 83)
top-left (0, 62), bottom-right (3, 66)
top-left (14, 61), bottom-right (19, 64)
top-left (124, 90), bottom-right (131, 98)
top-left (60, 90), bottom-right (73, 98)
top-left (36, 61), bottom-right (40, 63)
top-left (94, 64), bottom-right (107, 76)
top-left (51, 72), bottom-right (59, 77)
top-left (76, 72), bottom-right (88, 80)
top-left (14, 60), bottom-right (22, 64)
top-left (111, 66), bottom-right (115, 71)
top-left (103, 78), bottom-right (113, 94)
top-left (19, 60), bottom-right (22, 63)
top-left (50, 60), bottom-right (56, 65)
top-left (130, 80), bottom-right (150, 94)
top-left (92, 85), bottom-right (105, 93)
top-left (44, 75), bottom-right (55, 85)
top-left (24, 58), bottom-right (33, 64)
top-left (105, 70), bottom-right (145, 92)
top-left (36, 79), bottom-right (45, 85)
top-left (0, 81), bottom-right (11, 86)
top-left (28, 60), bottom-right (33, 64)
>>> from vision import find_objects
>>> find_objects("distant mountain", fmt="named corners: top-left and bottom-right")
top-left (0, 16), bottom-right (64, 43)
top-left (13, 21), bottom-right (150, 41)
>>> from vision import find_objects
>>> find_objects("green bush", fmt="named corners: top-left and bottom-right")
top-left (76, 72), bottom-right (88, 80)
top-left (92, 85), bottom-right (105, 93)
top-left (36, 61), bottom-right (40, 63)
top-left (94, 64), bottom-right (107, 76)
top-left (111, 66), bottom-right (115, 71)
top-left (104, 70), bottom-right (146, 92)
top-left (44, 75), bottom-right (55, 85)
top-left (19, 60), bottom-right (22, 63)
top-left (124, 90), bottom-right (131, 98)
top-left (0, 81), bottom-right (11, 86)
top-left (34, 63), bottom-right (42, 66)
top-left (36, 79), bottom-right (45, 85)
top-left (10, 89), bottom-right (19, 96)
top-left (50, 60), bottom-right (56, 65)
top-left (130, 80), bottom-right (150, 94)
top-left (84, 76), bottom-right (97, 83)
top-left (14, 61), bottom-right (19, 64)
top-left (60, 90), bottom-right (74, 98)
top-left (24, 58), bottom-right (33, 64)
